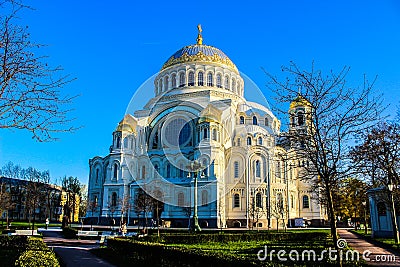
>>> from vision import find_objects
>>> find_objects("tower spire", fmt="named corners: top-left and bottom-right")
top-left (196, 24), bottom-right (203, 45)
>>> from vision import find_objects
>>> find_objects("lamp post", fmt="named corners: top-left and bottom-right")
top-left (388, 183), bottom-right (399, 244)
top-left (362, 201), bottom-right (367, 235)
top-left (188, 160), bottom-right (202, 232)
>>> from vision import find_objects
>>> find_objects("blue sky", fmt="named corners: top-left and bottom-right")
top-left (1, 0), bottom-right (399, 185)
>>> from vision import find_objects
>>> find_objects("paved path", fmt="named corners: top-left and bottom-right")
top-left (41, 228), bottom-right (115, 267)
top-left (338, 229), bottom-right (400, 266)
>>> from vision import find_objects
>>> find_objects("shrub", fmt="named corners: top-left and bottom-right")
top-left (15, 250), bottom-right (60, 267)
top-left (62, 226), bottom-right (78, 239)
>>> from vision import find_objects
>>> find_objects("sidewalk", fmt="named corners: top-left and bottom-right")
top-left (338, 229), bottom-right (400, 266)
top-left (41, 228), bottom-right (115, 267)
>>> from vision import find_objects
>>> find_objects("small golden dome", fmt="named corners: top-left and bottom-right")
top-left (290, 95), bottom-right (311, 110)
top-left (116, 114), bottom-right (137, 133)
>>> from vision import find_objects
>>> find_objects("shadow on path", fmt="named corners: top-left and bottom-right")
top-left (41, 228), bottom-right (115, 267)
top-left (338, 229), bottom-right (400, 266)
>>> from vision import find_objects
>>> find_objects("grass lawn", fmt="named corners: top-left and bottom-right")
top-left (0, 220), bottom-right (60, 231)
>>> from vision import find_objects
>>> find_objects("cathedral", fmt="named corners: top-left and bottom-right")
top-left (87, 27), bottom-right (326, 228)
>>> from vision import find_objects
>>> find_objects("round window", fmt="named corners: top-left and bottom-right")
top-left (163, 118), bottom-right (192, 147)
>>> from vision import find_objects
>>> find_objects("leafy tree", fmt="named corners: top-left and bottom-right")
top-left (61, 176), bottom-right (83, 222)
top-left (0, 0), bottom-right (76, 141)
top-left (266, 62), bottom-right (383, 248)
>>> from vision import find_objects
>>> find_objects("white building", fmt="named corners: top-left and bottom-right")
top-left (87, 28), bottom-right (326, 228)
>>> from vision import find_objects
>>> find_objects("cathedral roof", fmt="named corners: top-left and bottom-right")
top-left (161, 25), bottom-right (238, 74)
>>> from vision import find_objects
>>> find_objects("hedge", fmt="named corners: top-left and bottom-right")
top-left (106, 238), bottom-right (254, 267)
top-left (62, 226), bottom-right (78, 239)
top-left (0, 236), bottom-right (60, 267)
top-left (140, 231), bottom-right (330, 244)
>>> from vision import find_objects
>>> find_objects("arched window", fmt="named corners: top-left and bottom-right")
top-left (94, 195), bottom-right (98, 206)
top-left (166, 164), bottom-right (171, 177)
top-left (188, 71), bottom-right (194, 86)
top-left (232, 79), bottom-right (236, 92)
top-left (237, 138), bottom-right (241, 146)
top-left (152, 131), bottom-right (158, 149)
top-left (234, 193), bottom-right (240, 208)
top-left (291, 194), bottom-right (294, 208)
top-left (212, 128), bottom-right (217, 141)
top-left (247, 137), bottom-right (252, 146)
top-left (207, 72), bottom-right (213, 86)
top-left (256, 192), bottom-right (262, 208)
top-left (178, 192), bottom-right (184, 206)
top-left (203, 128), bottom-right (208, 139)
top-left (159, 79), bottom-right (163, 92)
top-left (116, 136), bottom-right (121, 148)
top-left (297, 111), bottom-right (304, 126)
top-left (95, 168), bottom-right (99, 183)
top-left (164, 76), bottom-right (169, 91)
top-left (224, 76), bottom-right (229, 89)
top-left (179, 163), bottom-right (184, 178)
top-left (255, 160), bottom-right (261, 177)
top-left (276, 161), bottom-right (281, 181)
top-left (198, 72), bottom-right (204, 86)
top-left (171, 73), bottom-right (177, 88)
top-left (240, 116), bottom-right (244, 124)
top-left (113, 163), bottom-right (118, 179)
top-left (302, 195), bottom-right (310, 209)
top-left (258, 137), bottom-right (263, 145)
top-left (216, 74), bottom-right (222, 88)
top-left (179, 72), bottom-right (185, 87)
top-left (201, 190), bottom-right (208, 206)
top-left (237, 83), bottom-right (240, 94)
top-left (253, 116), bottom-right (258, 125)
top-left (234, 161), bottom-right (239, 178)
top-left (142, 166), bottom-right (146, 179)
top-left (265, 118), bottom-right (269, 126)
top-left (276, 193), bottom-right (283, 209)
top-left (111, 192), bottom-right (117, 207)
top-left (154, 164), bottom-right (159, 176)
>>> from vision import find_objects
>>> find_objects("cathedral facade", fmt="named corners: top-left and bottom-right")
top-left (87, 29), bottom-right (326, 228)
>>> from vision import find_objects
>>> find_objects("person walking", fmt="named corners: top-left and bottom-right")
top-left (45, 218), bottom-right (49, 230)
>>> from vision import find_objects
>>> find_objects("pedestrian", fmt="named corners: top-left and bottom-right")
top-left (121, 222), bottom-right (127, 236)
top-left (45, 218), bottom-right (49, 230)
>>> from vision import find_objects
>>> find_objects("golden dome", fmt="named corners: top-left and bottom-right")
top-left (116, 114), bottom-right (137, 133)
top-left (290, 95), bottom-right (311, 110)
top-left (161, 44), bottom-right (238, 74)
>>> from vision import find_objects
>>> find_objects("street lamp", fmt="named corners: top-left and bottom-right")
top-left (388, 183), bottom-right (399, 244)
top-left (362, 201), bottom-right (367, 235)
top-left (187, 160), bottom-right (202, 232)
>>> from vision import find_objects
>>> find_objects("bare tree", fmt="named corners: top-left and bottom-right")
top-left (249, 200), bottom-right (263, 231)
top-left (0, 181), bottom-right (14, 228)
top-left (133, 188), bottom-right (155, 232)
top-left (0, 0), bottom-right (77, 141)
top-left (270, 195), bottom-right (287, 231)
top-left (351, 121), bottom-right (400, 187)
top-left (266, 62), bottom-right (382, 248)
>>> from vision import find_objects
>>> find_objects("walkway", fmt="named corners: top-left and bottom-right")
top-left (338, 229), bottom-right (400, 266)
top-left (41, 228), bottom-right (115, 267)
